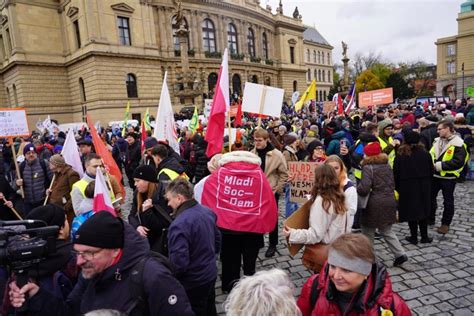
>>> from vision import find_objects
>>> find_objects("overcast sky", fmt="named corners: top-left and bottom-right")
top-left (264, 0), bottom-right (463, 65)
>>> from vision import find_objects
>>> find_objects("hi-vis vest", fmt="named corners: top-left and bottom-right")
top-left (353, 140), bottom-right (363, 180)
top-left (158, 168), bottom-right (190, 181)
top-left (429, 144), bottom-right (469, 178)
top-left (377, 136), bottom-right (395, 168)
top-left (72, 178), bottom-right (116, 201)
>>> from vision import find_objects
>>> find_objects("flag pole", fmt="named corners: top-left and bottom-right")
top-left (1, 196), bottom-right (23, 220)
top-left (43, 174), bottom-right (56, 205)
top-left (228, 112), bottom-right (232, 152)
top-left (9, 137), bottom-right (24, 199)
top-left (257, 86), bottom-right (268, 128)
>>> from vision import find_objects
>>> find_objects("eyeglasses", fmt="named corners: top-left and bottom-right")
top-left (71, 249), bottom-right (103, 260)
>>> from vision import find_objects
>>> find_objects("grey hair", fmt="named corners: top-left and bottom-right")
top-left (224, 269), bottom-right (301, 316)
top-left (165, 177), bottom-right (194, 200)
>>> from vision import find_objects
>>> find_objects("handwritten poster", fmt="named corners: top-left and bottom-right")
top-left (0, 108), bottom-right (30, 138)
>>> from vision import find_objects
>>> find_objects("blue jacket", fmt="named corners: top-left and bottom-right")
top-left (326, 130), bottom-right (348, 156)
top-left (27, 222), bottom-right (193, 315)
top-left (168, 199), bottom-right (221, 290)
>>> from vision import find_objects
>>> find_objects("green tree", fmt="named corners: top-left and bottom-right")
top-left (371, 63), bottom-right (393, 86)
top-left (386, 72), bottom-right (414, 101)
top-left (355, 70), bottom-right (384, 94)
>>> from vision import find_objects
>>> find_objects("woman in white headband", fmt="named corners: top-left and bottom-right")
top-left (297, 233), bottom-right (411, 316)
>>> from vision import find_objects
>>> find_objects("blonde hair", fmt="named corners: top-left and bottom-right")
top-left (324, 155), bottom-right (347, 189)
top-left (224, 269), bottom-right (301, 316)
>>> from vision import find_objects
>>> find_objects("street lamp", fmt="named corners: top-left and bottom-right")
top-left (462, 62), bottom-right (465, 101)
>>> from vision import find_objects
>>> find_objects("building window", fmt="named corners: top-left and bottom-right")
top-left (308, 69), bottom-right (311, 81)
top-left (126, 73), bottom-right (138, 98)
top-left (12, 84), bottom-right (18, 107)
top-left (262, 32), bottom-right (268, 60)
top-left (313, 50), bottom-right (316, 63)
top-left (322, 70), bottom-right (326, 82)
top-left (5, 28), bottom-right (12, 55)
top-left (328, 70), bottom-right (331, 83)
top-left (447, 61), bottom-right (456, 74)
top-left (318, 69), bottom-right (321, 81)
top-left (323, 91), bottom-right (327, 101)
top-left (327, 52), bottom-right (330, 65)
top-left (322, 53), bottom-right (325, 64)
top-left (79, 78), bottom-right (86, 102)
top-left (290, 46), bottom-right (295, 64)
top-left (293, 80), bottom-right (297, 92)
top-left (247, 28), bottom-right (255, 57)
top-left (306, 49), bottom-right (310, 62)
top-left (117, 16), bottom-right (131, 45)
top-left (208, 72), bottom-right (218, 94)
top-left (227, 23), bottom-right (238, 54)
top-left (319, 90), bottom-right (322, 101)
top-left (447, 44), bottom-right (456, 56)
top-left (202, 19), bottom-right (216, 53)
top-left (314, 69), bottom-right (317, 79)
top-left (6, 88), bottom-right (10, 107)
top-left (73, 20), bottom-right (81, 49)
top-left (317, 51), bottom-right (321, 64)
top-left (251, 75), bottom-right (258, 84)
top-left (172, 16), bottom-right (189, 51)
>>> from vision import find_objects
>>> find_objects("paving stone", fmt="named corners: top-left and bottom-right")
top-left (435, 301), bottom-right (456, 312)
top-left (435, 273), bottom-right (457, 282)
top-left (451, 309), bottom-right (472, 316)
top-left (418, 285), bottom-right (439, 295)
top-left (450, 297), bottom-right (471, 308)
top-left (450, 287), bottom-right (473, 297)
top-left (402, 278), bottom-right (425, 288)
top-left (433, 290), bottom-right (455, 301)
top-left (405, 299), bottom-right (422, 310)
top-left (413, 305), bottom-right (440, 314)
top-left (399, 289), bottom-right (423, 300)
top-left (452, 270), bottom-right (471, 278)
top-left (417, 294), bottom-right (440, 305)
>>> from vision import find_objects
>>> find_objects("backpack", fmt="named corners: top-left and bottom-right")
top-left (343, 180), bottom-right (354, 192)
top-left (19, 159), bottom-right (51, 189)
top-left (128, 251), bottom-right (175, 315)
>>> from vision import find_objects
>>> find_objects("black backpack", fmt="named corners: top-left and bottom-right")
top-left (128, 251), bottom-right (175, 315)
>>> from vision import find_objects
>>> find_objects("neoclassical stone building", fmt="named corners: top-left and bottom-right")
top-left (0, 0), bottom-right (331, 127)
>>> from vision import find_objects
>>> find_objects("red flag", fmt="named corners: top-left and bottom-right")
top-left (337, 94), bottom-right (344, 115)
top-left (205, 49), bottom-right (230, 158)
top-left (141, 121), bottom-right (146, 153)
top-left (93, 167), bottom-right (116, 216)
top-left (234, 101), bottom-right (243, 127)
top-left (86, 115), bottom-right (125, 198)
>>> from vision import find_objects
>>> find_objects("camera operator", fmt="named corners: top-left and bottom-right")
top-left (2, 204), bottom-right (77, 314)
top-left (9, 211), bottom-right (193, 315)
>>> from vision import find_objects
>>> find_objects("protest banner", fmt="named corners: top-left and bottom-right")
top-left (359, 88), bottom-right (393, 107)
top-left (204, 99), bottom-right (213, 118)
top-left (287, 161), bottom-right (318, 203)
top-left (323, 101), bottom-right (336, 114)
top-left (0, 108), bottom-right (30, 138)
top-left (291, 91), bottom-right (300, 105)
top-left (241, 82), bottom-right (284, 120)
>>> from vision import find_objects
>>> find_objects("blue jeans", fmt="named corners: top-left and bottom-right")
top-left (284, 183), bottom-right (299, 218)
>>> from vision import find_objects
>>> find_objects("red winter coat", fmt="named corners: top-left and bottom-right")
top-left (297, 262), bottom-right (412, 316)
top-left (201, 151), bottom-right (277, 234)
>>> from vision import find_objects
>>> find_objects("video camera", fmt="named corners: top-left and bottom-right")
top-left (0, 220), bottom-right (59, 310)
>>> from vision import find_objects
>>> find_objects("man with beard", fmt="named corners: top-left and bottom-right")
top-left (8, 211), bottom-right (193, 315)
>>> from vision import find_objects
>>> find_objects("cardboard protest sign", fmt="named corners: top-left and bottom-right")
top-left (0, 108), bottom-right (30, 138)
top-left (242, 82), bottom-right (284, 118)
top-left (323, 101), bottom-right (336, 114)
top-left (287, 162), bottom-right (318, 203)
top-left (359, 88), bottom-right (393, 107)
top-left (283, 200), bottom-right (313, 256)
top-left (204, 99), bottom-right (213, 118)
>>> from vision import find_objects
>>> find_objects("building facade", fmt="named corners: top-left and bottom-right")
top-left (436, 0), bottom-right (474, 100)
top-left (303, 27), bottom-right (333, 102)
top-left (0, 0), bottom-right (331, 127)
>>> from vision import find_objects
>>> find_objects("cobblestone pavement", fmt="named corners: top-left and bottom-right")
top-left (122, 180), bottom-right (474, 315)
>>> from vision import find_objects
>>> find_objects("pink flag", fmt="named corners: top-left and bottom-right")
top-left (205, 49), bottom-right (230, 158)
top-left (93, 167), bottom-right (116, 216)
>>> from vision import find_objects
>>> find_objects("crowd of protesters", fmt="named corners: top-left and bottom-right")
top-left (0, 96), bottom-right (472, 315)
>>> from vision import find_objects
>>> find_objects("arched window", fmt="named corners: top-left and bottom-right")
top-left (322, 70), bottom-right (326, 82)
top-left (316, 89), bottom-right (319, 102)
top-left (264, 77), bottom-right (271, 86)
top-left (6, 88), bottom-right (10, 107)
top-left (317, 51), bottom-right (321, 64)
top-left (313, 50), bottom-right (316, 63)
top-left (318, 69), bottom-right (321, 82)
top-left (79, 77), bottom-right (86, 102)
top-left (314, 69), bottom-right (317, 79)
top-left (262, 32), bottom-right (269, 60)
top-left (208, 72), bottom-right (218, 94)
top-left (12, 84), bottom-right (18, 107)
top-left (327, 52), bottom-right (330, 65)
top-left (328, 70), bottom-right (331, 83)
top-left (307, 69), bottom-right (311, 81)
top-left (232, 74), bottom-right (242, 96)
top-left (319, 91), bottom-right (322, 101)
top-left (323, 91), bottom-right (327, 100)
top-left (202, 19), bottom-right (216, 53)
top-left (293, 80), bottom-right (297, 92)
top-left (227, 23), bottom-right (238, 54)
top-left (126, 73), bottom-right (138, 98)
top-left (247, 28), bottom-right (255, 57)
top-left (251, 75), bottom-right (258, 84)
top-left (306, 49), bottom-right (310, 62)
top-left (172, 16), bottom-right (189, 51)
top-left (322, 53), bottom-right (325, 64)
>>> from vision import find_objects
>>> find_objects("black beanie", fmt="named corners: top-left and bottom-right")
top-left (27, 204), bottom-right (65, 228)
top-left (132, 165), bottom-right (158, 183)
top-left (404, 130), bottom-right (421, 145)
top-left (74, 211), bottom-right (124, 249)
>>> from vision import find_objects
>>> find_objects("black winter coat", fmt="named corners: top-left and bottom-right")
top-left (157, 156), bottom-right (186, 182)
top-left (420, 124), bottom-right (438, 150)
top-left (192, 135), bottom-right (210, 183)
top-left (27, 223), bottom-right (193, 315)
top-left (126, 141), bottom-right (141, 172)
top-left (357, 154), bottom-right (397, 228)
top-left (0, 175), bottom-right (18, 220)
top-left (393, 146), bottom-right (433, 222)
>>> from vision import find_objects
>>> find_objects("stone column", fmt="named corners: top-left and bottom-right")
top-left (84, 0), bottom-right (99, 42)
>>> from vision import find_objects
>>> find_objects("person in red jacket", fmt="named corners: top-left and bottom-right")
top-left (297, 233), bottom-right (411, 316)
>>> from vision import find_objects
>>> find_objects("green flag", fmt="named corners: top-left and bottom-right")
top-left (189, 106), bottom-right (199, 133)
top-left (144, 108), bottom-right (151, 131)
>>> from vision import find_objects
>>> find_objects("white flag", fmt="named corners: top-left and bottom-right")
top-left (62, 129), bottom-right (84, 177)
top-left (154, 71), bottom-right (179, 154)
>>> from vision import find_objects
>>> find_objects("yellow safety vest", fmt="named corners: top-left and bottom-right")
top-left (377, 136), bottom-right (395, 168)
top-left (158, 168), bottom-right (190, 181)
top-left (430, 144), bottom-right (469, 178)
top-left (71, 178), bottom-right (116, 200)
top-left (353, 140), bottom-right (362, 180)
